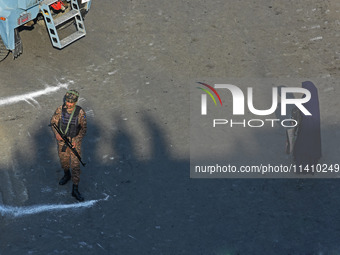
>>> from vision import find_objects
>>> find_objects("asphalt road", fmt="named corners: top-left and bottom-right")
top-left (0, 0), bottom-right (340, 254)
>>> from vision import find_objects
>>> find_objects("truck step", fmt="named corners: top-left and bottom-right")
top-left (54, 10), bottom-right (79, 27)
top-left (41, 0), bottom-right (60, 6)
top-left (41, 0), bottom-right (86, 49)
top-left (60, 31), bottom-right (85, 48)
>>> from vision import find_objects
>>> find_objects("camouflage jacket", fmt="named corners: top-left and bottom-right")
top-left (50, 105), bottom-right (87, 144)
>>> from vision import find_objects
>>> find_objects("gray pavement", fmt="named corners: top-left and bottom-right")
top-left (1, 0), bottom-right (340, 254)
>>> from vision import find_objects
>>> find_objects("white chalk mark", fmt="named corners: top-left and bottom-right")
top-left (0, 195), bottom-right (109, 218)
top-left (310, 25), bottom-right (320, 29)
top-left (97, 243), bottom-right (105, 250)
top-left (24, 99), bottom-right (35, 107)
top-left (31, 98), bottom-right (41, 107)
top-left (78, 97), bottom-right (86, 103)
top-left (128, 234), bottom-right (137, 240)
top-left (310, 36), bottom-right (323, 41)
top-left (108, 69), bottom-right (118, 75)
top-left (0, 82), bottom-right (71, 107)
top-left (85, 109), bottom-right (95, 118)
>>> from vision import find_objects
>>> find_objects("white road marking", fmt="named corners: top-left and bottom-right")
top-left (0, 195), bottom-right (109, 218)
top-left (310, 36), bottom-right (323, 41)
top-left (0, 82), bottom-right (72, 107)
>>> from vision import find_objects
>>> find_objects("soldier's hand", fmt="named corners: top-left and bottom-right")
top-left (56, 133), bottom-right (63, 141)
top-left (72, 141), bottom-right (77, 148)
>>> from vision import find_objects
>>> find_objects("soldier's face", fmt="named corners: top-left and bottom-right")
top-left (65, 101), bottom-right (76, 109)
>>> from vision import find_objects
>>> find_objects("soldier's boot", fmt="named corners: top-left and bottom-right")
top-left (72, 184), bottom-right (84, 202)
top-left (59, 170), bottom-right (71, 185)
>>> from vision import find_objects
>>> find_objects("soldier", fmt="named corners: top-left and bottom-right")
top-left (51, 90), bottom-right (87, 201)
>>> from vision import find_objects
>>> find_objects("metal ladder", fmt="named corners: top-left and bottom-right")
top-left (40, 0), bottom-right (86, 49)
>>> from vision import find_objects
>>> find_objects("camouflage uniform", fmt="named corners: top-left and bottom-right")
top-left (51, 105), bottom-right (87, 185)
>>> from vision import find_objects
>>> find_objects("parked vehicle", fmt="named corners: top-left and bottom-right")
top-left (0, 0), bottom-right (92, 61)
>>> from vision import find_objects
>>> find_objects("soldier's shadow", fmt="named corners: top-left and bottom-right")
top-left (2, 107), bottom-right (340, 255)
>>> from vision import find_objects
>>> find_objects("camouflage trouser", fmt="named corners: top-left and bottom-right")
top-left (58, 139), bottom-right (82, 185)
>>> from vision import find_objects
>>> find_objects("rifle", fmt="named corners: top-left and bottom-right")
top-left (50, 123), bottom-right (86, 167)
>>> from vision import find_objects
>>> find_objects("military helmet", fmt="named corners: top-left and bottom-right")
top-left (65, 90), bottom-right (79, 103)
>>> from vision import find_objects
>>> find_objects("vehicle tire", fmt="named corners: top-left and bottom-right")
top-left (0, 37), bottom-right (10, 62)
